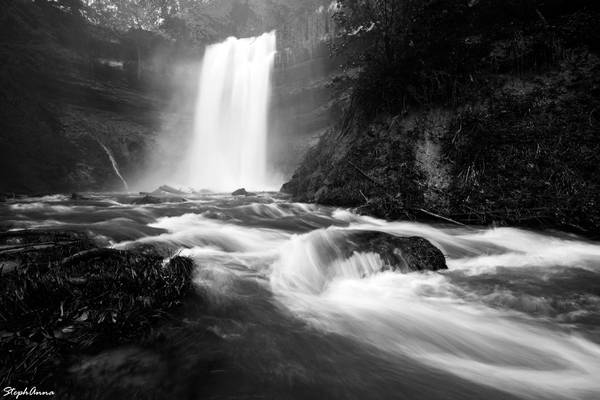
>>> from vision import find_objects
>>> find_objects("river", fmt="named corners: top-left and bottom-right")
top-left (2, 192), bottom-right (599, 399)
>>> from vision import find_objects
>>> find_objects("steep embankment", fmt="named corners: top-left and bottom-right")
top-left (283, 1), bottom-right (600, 234)
top-left (0, 1), bottom-right (181, 193)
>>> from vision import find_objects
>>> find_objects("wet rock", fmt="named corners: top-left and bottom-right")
top-left (232, 188), bottom-right (248, 195)
top-left (231, 188), bottom-right (257, 196)
top-left (151, 185), bottom-right (186, 195)
top-left (132, 195), bottom-right (162, 204)
top-left (345, 230), bottom-right (447, 272)
top-left (131, 195), bottom-right (185, 204)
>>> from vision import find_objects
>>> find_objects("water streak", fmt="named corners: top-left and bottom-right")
top-left (98, 142), bottom-right (129, 191)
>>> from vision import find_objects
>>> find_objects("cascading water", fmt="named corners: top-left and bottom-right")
top-left (187, 32), bottom-right (276, 192)
top-left (98, 141), bottom-right (129, 191)
top-left (3, 194), bottom-right (600, 399)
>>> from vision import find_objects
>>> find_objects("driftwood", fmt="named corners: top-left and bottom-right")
top-left (347, 161), bottom-right (470, 226)
top-left (414, 208), bottom-right (468, 227)
top-left (345, 160), bottom-right (569, 231)
top-left (358, 189), bottom-right (370, 203)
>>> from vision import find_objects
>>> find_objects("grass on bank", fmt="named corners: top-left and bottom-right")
top-left (0, 230), bottom-right (195, 387)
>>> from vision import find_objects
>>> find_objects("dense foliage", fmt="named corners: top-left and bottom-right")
top-left (333, 0), bottom-right (600, 117)
top-left (285, 0), bottom-right (600, 234)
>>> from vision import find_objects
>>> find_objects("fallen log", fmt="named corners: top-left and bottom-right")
top-left (415, 208), bottom-right (468, 227)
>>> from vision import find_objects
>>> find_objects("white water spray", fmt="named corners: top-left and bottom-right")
top-left (187, 32), bottom-right (276, 191)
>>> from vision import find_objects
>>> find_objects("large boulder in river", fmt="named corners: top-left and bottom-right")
top-left (344, 231), bottom-right (447, 272)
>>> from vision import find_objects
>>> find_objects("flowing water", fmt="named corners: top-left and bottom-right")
top-left (185, 32), bottom-right (277, 191)
top-left (2, 193), bottom-right (600, 399)
top-left (98, 142), bottom-right (129, 191)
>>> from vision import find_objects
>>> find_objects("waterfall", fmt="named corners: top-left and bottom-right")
top-left (187, 31), bottom-right (276, 192)
top-left (98, 142), bottom-right (129, 191)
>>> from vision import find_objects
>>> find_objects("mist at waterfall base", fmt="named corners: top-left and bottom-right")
top-left (3, 194), bottom-right (600, 399)
top-left (134, 32), bottom-right (279, 193)
top-left (137, 32), bottom-right (279, 193)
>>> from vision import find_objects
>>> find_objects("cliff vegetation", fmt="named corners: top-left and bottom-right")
top-left (283, 0), bottom-right (600, 234)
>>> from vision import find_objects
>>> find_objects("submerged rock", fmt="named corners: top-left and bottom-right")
top-left (345, 231), bottom-right (447, 272)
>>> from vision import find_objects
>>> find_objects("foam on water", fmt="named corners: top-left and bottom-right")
top-left (4, 194), bottom-right (600, 399)
top-left (268, 219), bottom-right (600, 399)
top-left (116, 212), bottom-right (290, 253)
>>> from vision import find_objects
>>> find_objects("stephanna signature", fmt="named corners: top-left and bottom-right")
top-left (3, 387), bottom-right (55, 398)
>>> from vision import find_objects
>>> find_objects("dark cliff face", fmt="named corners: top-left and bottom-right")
top-left (282, 1), bottom-right (600, 233)
top-left (269, 48), bottom-right (350, 178)
top-left (0, 1), bottom-right (195, 193)
top-left (268, 1), bottom-right (346, 178)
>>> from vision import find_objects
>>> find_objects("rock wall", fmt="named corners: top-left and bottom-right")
top-left (267, 1), bottom-right (344, 177)
top-left (0, 1), bottom-right (195, 193)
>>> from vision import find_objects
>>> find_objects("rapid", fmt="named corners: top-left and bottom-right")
top-left (2, 193), bottom-right (599, 399)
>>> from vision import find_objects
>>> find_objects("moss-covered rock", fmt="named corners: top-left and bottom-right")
top-left (0, 229), bottom-right (196, 388)
top-left (344, 231), bottom-right (447, 272)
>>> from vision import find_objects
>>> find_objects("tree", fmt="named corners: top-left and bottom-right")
top-left (85, 0), bottom-right (179, 81)
top-left (86, 0), bottom-right (171, 31)
top-left (229, 0), bottom-right (251, 35)
top-left (333, 0), bottom-right (421, 64)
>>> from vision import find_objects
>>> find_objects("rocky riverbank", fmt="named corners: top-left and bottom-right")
top-left (282, 1), bottom-right (600, 236)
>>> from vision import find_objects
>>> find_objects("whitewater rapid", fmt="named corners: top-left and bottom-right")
top-left (2, 193), bottom-right (600, 399)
